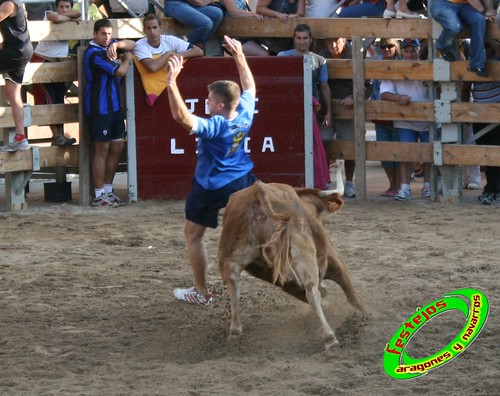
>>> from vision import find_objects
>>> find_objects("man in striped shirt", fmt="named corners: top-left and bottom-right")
top-left (83, 19), bottom-right (136, 207)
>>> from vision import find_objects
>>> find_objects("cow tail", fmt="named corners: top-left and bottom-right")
top-left (262, 220), bottom-right (293, 286)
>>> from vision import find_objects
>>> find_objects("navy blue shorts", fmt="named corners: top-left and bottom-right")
top-left (185, 172), bottom-right (257, 229)
top-left (87, 110), bottom-right (126, 142)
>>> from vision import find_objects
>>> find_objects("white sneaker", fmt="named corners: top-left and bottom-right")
top-left (344, 184), bottom-right (356, 198)
top-left (466, 182), bottom-right (480, 190)
top-left (0, 138), bottom-right (29, 152)
top-left (394, 189), bottom-right (412, 202)
top-left (421, 187), bottom-right (431, 200)
top-left (173, 286), bottom-right (213, 305)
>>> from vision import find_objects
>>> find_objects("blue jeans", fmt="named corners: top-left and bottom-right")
top-left (337, 0), bottom-right (385, 17)
top-left (164, 0), bottom-right (223, 46)
top-left (430, 0), bottom-right (486, 68)
top-left (375, 123), bottom-right (400, 168)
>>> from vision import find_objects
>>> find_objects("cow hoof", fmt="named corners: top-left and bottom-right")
top-left (227, 334), bottom-right (241, 343)
top-left (324, 335), bottom-right (339, 353)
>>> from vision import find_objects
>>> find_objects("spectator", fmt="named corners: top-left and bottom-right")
top-left (430, 0), bottom-right (496, 77)
top-left (164, 0), bottom-right (224, 51)
top-left (0, 0), bottom-right (33, 152)
top-left (383, 0), bottom-right (421, 18)
top-left (134, 13), bottom-right (203, 72)
top-left (469, 44), bottom-right (500, 204)
top-left (220, 0), bottom-right (270, 56)
top-left (380, 38), bottom-right (431, 201)
top-left (370, 38), bottom-right (401, 197)
top-left (167, 36), bottom-right (257, 305)
top-left (109, 0), bottom-right (149, 18)
top-left (25, 1), bottom-right (54, 21)
top-left (319, 37), bottom-right (367, 198)
top-left (278, 24), bottom-right (331, 190)
top-left (305, 0), bottom-right (340, 17)
top-left (83, 19), bottom-right (136, 207)
top-left (31, 0), bottom-right (80, 147)
top-left (256, 0), bottom-right (305, 55)
top-left (336, 0), bottom-right (385, 18)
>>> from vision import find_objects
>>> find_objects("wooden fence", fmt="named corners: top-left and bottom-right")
top-left (1, 16), bottom-right (500, 209)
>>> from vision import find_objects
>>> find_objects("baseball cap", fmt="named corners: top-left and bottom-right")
top-left (401, 38), bottom-right (420, 48)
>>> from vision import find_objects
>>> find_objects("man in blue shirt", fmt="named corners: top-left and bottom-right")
top-left (83, 19), bottom-right (136, 207)
top-left (167, 36), bottom-right (257, 305)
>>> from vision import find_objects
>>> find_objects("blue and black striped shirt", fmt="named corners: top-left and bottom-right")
top-left (83, 40), bottom-right (121, 116)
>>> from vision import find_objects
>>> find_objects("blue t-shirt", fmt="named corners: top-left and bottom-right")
top-left (192, 90), bottom-right (255, 190)
top-left (83, 40), bottom-right (121, 116)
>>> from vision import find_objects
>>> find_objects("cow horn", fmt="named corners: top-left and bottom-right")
top-left (318, 160), bottom-right (344, 197)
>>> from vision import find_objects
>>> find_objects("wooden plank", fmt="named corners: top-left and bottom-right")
top-left (0, 104), bottom-right (79, 128)
top-left (442, 144), bottom-right (500, 166)
top-left (0, 146), bottom-right (79, 173)
top-left (352, 37), bottom-right (366, 199)
top-left (452, 102), bottom-right (500, 123)
top-left (24, 17), bottom-right (499, 43)
top-left (0, 61), bottom-right (78, 86)
top-left (330, 141), bottom-right (500, 166)
top-left (330, 100), bottom-right (435, 121)
top-left (330, 141), bottom-right (434, 163)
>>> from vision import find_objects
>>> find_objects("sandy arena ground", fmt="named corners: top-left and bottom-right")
top-left (0, 165), bottom-right (498, 395)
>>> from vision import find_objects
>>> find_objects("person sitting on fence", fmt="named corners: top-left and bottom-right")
top-left (277, 24), bottom-right (331, 190)
top-left (109, 0), bottom-right (149, 18)
top-left (164, 0), bottom-right (224, 53)
top-left (383, 0), bottom-right (421, 18)
top-left (305, 0), bottom-right (341, 17)
top-left (380, 38), bottom-right (431, 202)
top-left (370, 38), bottom-right (401, 197)
top-left (430, 0), bottom-right (496, 77)
top-left (256, 0), bottom-right (305, 55)
top-left (220, 0), bottom-right (270, 56)
top-left (31, 0), bottom-right (80, 147)
top-left (83, 19), bottom-right (136, 207)
top-left (335, 0), bottom-right (386, 18)
top-left (0, 0), bottom-right (33, 152)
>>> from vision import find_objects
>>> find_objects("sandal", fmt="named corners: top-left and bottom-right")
top-left (51, 136), bottom-right (77, 146)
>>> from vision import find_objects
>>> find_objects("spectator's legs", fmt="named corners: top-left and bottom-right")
top-left (93, 139), bottom-right (123, 191)
top-left (458, 5), bottom-right (487, 69)
top-left (164, 1), bottom-right (223, 46)
top-left (430, 0), bottom-right (463, 55)
top-left (337, 0), bottom-right (385, 17)
top-left (4, 79), bottom-right (25, 136)
top-left (104, 139), bottom-right (124, 186)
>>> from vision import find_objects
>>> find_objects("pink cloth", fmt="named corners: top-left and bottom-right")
top-left (312, 97), bottom-right (330, 190)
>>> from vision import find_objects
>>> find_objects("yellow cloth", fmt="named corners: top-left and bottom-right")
top-left (133, 54), bottom-right (172, 107)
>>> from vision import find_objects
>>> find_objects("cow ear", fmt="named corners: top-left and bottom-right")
top-left (327, 193), bottom-right (344, 213)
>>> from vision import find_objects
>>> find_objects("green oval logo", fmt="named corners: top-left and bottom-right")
top-left (383, 288), bottom-right (489, 379)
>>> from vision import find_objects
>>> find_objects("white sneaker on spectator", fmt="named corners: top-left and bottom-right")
top-left (0, 138), bottom-right (29, 152)
top-left (344, 184), bottom-right (356, 198)
top-left (421, 187), bottom-right (431, 200)
top-left (394, 188), bottom-right (412, 202)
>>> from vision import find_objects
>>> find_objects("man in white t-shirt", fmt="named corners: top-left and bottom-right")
top-left (380, 38), bottom-right (431, 202)
top-left (134, 13), bottom-right (203, 72)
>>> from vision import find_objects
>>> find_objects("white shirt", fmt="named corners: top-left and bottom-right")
top-left (134, 35), bottom-right (190, 61)
top-left (380, 79), bottom-right (430, 131)
top-left (34, 11), bottom-right (70, 58)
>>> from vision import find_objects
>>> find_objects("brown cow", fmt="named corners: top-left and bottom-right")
top-left (218, 177), bottom-right (364, 352)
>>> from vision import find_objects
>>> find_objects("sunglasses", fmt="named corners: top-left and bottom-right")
top-left (380, 44), bottom-right (395, 50)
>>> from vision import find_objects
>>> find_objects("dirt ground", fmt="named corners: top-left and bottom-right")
top-left (0, 173), bottom-right (499, 395)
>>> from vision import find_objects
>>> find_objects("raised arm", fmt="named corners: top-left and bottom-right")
top-left (166, 55), bottom-right (196, 131)
top-left (222, 36), bottom-right (256, 97)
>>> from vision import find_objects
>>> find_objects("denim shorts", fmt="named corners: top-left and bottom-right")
top-left (397, 128), bottom-right (430, 143)
top-left (185, 172), bottom-right (257, 229)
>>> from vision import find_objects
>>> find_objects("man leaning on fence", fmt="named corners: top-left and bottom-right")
top-left (83, 19), bottom-right (136, 207)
